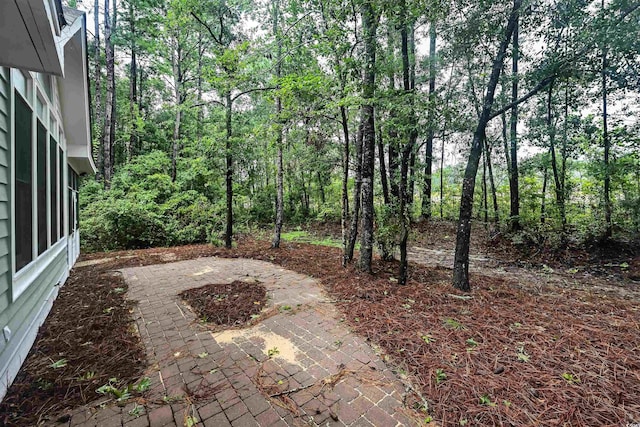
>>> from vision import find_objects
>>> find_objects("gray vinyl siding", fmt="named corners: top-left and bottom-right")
top-left (0, 67), bottom-right (9, 306)
top-left (0, 67), bottom-right (68, 379)
top-left (0, 66), bottom-right (11, 356)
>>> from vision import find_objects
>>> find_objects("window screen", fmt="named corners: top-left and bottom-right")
top-left (59, 147), bottom-right (63, 238)
top-left (15, 93), bottom-right (33, 271)
top-left (50, 137), bottom-right (57, 244)
top-left (37, 121), bottom-right (47, 255)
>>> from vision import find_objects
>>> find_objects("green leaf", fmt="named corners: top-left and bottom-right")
top-left (134, 377), bottom-right (151, 393)
top-left (49, 359), bottom-right (68, 369)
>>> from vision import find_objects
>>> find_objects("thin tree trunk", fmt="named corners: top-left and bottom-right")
top-left (541, 164), bottom-right (548, 224)
top-left (453, 0), bottom-right (521, 291)
top-left (102, 0), bottom-right (116, 189)
top-left (440, 129), bottom-right (445, 218)
top-left (225, 92), bottom-right (233, 248)
top-left (171, 39), bottom-right (181, 183)
top-left (509, 11), bottom-right (520, 231)
top-left (602, 12), bottom-right (612, 238)
top-left (272, 120), bottom-right (284, 248)
top-left (272, 1), bottom-right (284, 248)
top-left (560, 82), bottom-right (568, 217)
top-left (408, 150), bottom-right (416, 205)
top-left (547, 80), bottom-right (566, 232)
top-left (422, 21), bottom-right (436, 219)
top-left (346, 118), bottom-right (364, 263)
top-left (358, 0), bottom-right (378, 273)
top-left (128, 1), bottom-right (137, 161)
top-left (94, 0), bottom-right (103, 177)
top-left (482, 141), bottom-right (488, 227)
top-left (407, 25), bottom-right (417, 207)
top-left (386, 25), bottom-right (399, 202)
top-left (501, 111), bottom-right (511, 175)
top-left (196, 32), bottom-right (204, 145)
top-left (340, 104), bottom-right (350, 266)
top-left (378, 124), bottom-right (390, 206)
top-left (485, 136), bottom-right (499, 223)
top-left (398, 9), bottom-right (417, 285)
top-left (317, 171), bottom-right (326, 204)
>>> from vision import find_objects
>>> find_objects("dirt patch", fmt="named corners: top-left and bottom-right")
top-left (215, 329), bottom-right (301, 365)
top-left (179, 281), bottom-right (267, 330)
top-left (0, 268), bottom-right (146, 426)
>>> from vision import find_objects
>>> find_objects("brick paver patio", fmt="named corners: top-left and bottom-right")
top-left (62, 257), bottom-right (419, 426)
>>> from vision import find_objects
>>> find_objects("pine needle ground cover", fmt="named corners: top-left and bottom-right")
top-left (179, 281), bottom-right (267, 330)
top-left (1, 231), bottom-right (638, 426)
top-left (0, 267), bottom-right (146, 426)
top-left (205, 239), bottom-right (640, 426)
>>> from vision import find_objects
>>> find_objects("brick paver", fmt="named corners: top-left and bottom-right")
top-left (58, 257), bottom-right (419, 426)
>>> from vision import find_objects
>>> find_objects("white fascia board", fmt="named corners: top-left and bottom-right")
top-left (0, 0), bottom-right (64, 75)
top-left (59, 13), bottom-right (96, 175)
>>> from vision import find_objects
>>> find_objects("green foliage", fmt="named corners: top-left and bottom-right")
top-left (81, 152), bottom-right (221, 252)
top-left (375, 203), bottom-right (403, 260)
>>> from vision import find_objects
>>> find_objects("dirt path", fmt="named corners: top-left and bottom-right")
top-left (408, 245), bottom-right (640, 300)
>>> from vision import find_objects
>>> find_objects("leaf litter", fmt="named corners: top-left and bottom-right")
top-left (1, 227), bottom-right (639, 426)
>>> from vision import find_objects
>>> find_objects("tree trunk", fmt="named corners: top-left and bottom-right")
top-left (272, 1), bottom-right (284, 249)
top-left (501, 111), bottom-right (511, 175)
top-left (440, 129), bottom-right (445, 218)
top-left (171, 39), bottom-right (182, 183)
top-left (453, 0), bottom-right (521, 291)
top-left (398, 8), bottom-right (417, 285)
top-left (547, 80), bottom-right (566, 232)
top-left (317, 171), bottom-right (326, 204)
top-left (128, 1), bottom-right (137, 161)
top-left (93, 0), bottom-right (103, 177)
top-left (102, 0), bottom-right (116, 189)
top-left (358, 0), bottom-right (378, 273)
top-left (561, 81), bottom-right (569, 210)
top-left (484, 136), bottom-right (499, 223)
top-left (225, 92), bottom-right (233, 248)
top-left (346, 118), bottom-right (363, 263)
top-left (602, 16), bottom-right (612, 238)
top-left (422, 21), bottom-right (436, 219)
top-left (386, 26), bottom-right (399, 203)
top-left (272, 121), bottom-right (284, 248)
top-left (340, 104), bottom-right (350, 266)
top-left (508, 10), bottom-right (520, 231)
top-left (196, 32), bottom-right (204, 145)
top-left (540, 164), bottom-right (548, 224)
top-left (377, 124), bottom-right (390, 205)
top-left (482, 142), bottom-right (488, 227)
top-left (407, 25), bottom-right (417, 207)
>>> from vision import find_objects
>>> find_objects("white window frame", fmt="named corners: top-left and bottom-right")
top-left (10, 69), bottom-right (67, 302)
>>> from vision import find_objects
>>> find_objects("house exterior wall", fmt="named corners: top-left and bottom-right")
top-left (0, 66), bottom-right (74, 401)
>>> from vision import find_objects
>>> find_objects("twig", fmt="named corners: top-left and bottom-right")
top-left (269, 383), bottom-right (315, 398)
top-left (175, 302), bottom-right (187, 319)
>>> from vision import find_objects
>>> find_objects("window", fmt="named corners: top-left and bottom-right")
top-left (37, 121), bottom-right (47, 255)
top-left (59, 146), bottom-right (63, 238)
top-left (68, 167), bottom-right (78, 234)
top-left (12, 69), bottom-right (66, 277)
top-left (15, 92), bottom-right (32, 271)
top-left (37, 73), bottom-right (52, 100)
top-left (50, 136), bottom-right (57, 245)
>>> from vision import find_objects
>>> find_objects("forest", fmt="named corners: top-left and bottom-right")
top-left (78, 0), bottom-right (639, 290)
top-left (3, 1), bottom-right (640, 425)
